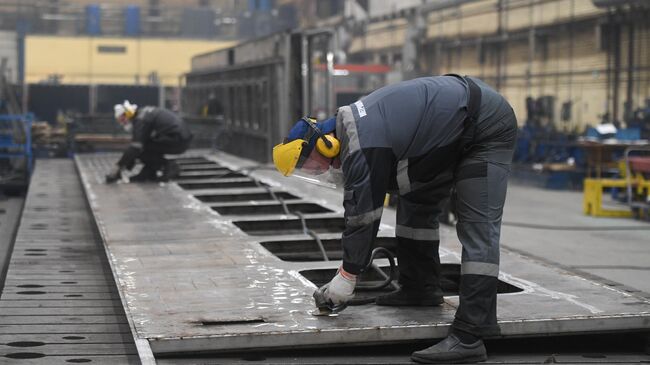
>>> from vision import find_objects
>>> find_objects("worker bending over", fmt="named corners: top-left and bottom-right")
top-left (106, 100), bottom-right (193, 183)
top-left (273, 75), bottom-right (517, 364)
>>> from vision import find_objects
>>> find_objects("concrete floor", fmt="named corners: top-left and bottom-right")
top-left (500, 184), bottom-right (650, 295)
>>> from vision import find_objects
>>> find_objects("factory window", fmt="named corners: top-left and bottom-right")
top-left (97, 45), bottom-right (127, 54)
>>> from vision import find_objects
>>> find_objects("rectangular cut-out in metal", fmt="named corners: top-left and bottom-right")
top-left (179, 164), bottom-right (225, 171)
top-left (194, 191), bottom-right (299, 203)
top-left (261, 237), bottom-right (397, 261)
top-left (212, 202), bottom-right (332, 216)
top-left (233, 217), bottom-right (346, 236)
top-left (175, 171), bottom-right (247, 180)
top-left (300, 265), bottom-right (523, 296)
top-left (74, 152), bottom-right (650, 357)
top-left (172, 157), bottom-right (213, 165)
top-left (178, 179), bottom-right (262, 190)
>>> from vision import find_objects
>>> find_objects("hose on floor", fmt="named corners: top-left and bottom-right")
top-left (247, 169), bottom-right (399, 306)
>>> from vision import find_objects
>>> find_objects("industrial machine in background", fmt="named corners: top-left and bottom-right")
top-left (183, 29), bottom-right (390, 163)
top-left (583, 146), bottom-right (650, 220)
top-left (0, 113), bottom-right (32, 194)
top-left (624, 148), bottom-right (650, 219)
top-left (0, 60), bottom-right (31, 194)
top-left (510, 93), bottom-right (650, 221)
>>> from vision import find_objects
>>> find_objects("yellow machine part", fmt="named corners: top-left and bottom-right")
top-left (583, 177), bottom-right (650, 218)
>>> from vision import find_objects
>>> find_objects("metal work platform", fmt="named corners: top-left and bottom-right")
top-left (0, 159), bottom-right (138, 364)
top-left (74, 151), bottom-right (650, 357)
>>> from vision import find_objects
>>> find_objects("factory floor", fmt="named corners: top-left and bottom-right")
top-left (158, 180), bottom-right (650, 363)
top-left (1, 159), bottom-right (649, 364)
top-left (501, 184), bottom-right (650, 295)
top-left (203, 181), bottom-right (650, 364)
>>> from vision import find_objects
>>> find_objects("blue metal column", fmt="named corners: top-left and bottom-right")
top-left (86, 4), bottom-right (102, 35)
top-left (125, 6), bottom-right (141, 36)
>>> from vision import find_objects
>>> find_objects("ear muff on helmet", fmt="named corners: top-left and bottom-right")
top-left (316, 134), bottom-right (340, 158)
top-left (302, 117), bottom-right (340, 159)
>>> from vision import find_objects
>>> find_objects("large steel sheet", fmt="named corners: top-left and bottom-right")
top-left (75, 152), bottom-right (650, 355)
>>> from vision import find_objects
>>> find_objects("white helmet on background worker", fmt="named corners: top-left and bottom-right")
top-left (114, 100), bottom-right (138, 121)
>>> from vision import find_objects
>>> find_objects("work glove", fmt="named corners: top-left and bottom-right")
top-left (105, 165), bottom-right (123, 184)
top-left (322, 267), bottom-right (357, 305)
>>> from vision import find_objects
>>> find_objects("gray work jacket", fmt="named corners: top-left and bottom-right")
top-left (335, 75), bottom-right (488, 274)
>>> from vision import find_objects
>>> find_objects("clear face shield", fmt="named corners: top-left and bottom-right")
top-left (295, 148), bottom-right (344, 188)
top-left (274, 117), bottom-right (342, 187)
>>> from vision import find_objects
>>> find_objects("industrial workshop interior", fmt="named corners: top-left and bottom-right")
top-left (0, 0), bottom-right (649, 364)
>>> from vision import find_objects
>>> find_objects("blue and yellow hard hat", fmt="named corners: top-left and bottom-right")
top-left (272, 117), bottom-right (336, 176)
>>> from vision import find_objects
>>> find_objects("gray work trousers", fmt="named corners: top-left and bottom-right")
top-left (395, 106), bottom-right (517, 338)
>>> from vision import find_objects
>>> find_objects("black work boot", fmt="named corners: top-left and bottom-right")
top-left (375, 288), bottom-right (444, 306)
top-left (105, 169), bottom-right (122, 184)
top-left (129, 166), bottom-right (157, 182)
top-left (411, 334), bottom-right (487, 364)
top-left (160, 159), bottom-right (180, 181)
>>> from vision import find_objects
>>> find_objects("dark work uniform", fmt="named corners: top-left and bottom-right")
top-left (335, 75), bottom-right (517, 338)
top-left (118, 106), bottom-right (193, 173)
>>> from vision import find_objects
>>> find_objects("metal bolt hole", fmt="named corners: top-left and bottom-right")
top-left (61, 281), bottom-right (78, 284)
top-left (25, 249), bottom-right (47, 252)
top-left (66, 359), bottom-right (92, 363)
top-left (17, 285), bottom-right (44, 288)
top-left (5, 353), bottom-right (46, 359)
top-left (62, 336), bottom-right (86, 340)
top-left (7, 341), bottom-right (45, 347)
top-left (17, 291), bottom-right (46, 295)
top-left (64, 294), bottom-right (83, 297)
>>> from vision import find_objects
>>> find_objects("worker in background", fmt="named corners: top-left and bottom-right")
top-left (105, 100), bottom-right (193, 183)
top-left (201, 91), bottom-right (224, 117)
top-left (272, 75), bottom-right (517, 364)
